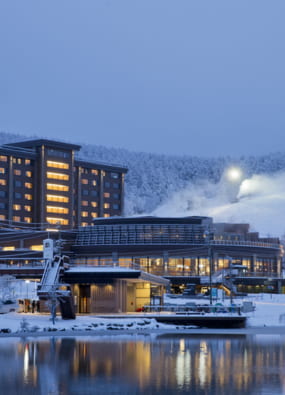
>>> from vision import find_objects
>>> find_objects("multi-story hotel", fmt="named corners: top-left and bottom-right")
top-left (0, 139), bottom-right (127, 229)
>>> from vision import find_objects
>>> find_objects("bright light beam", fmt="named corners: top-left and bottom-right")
top-left (226, 167), bottom-right (242, 182)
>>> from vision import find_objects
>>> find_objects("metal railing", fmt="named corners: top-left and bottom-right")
top-left (143, 304), bottom-right (243, 315)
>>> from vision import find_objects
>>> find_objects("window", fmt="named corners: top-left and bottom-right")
top-left (24, 205), bottom-right (32, 212)
top-left (111, 172), bottom-right (119, 179)
top-left (47, 149), bottom-right (70, 158)
top-left (81, 211), bottom-right (88, 217)
top-left (91, 201), bottom-right (98, 207)
top-left (13, 158), bottom-right (22, 164)
top-left (102, 171), bottom-right (106, 176)
top-left (104, 213), bottom-right (110, 217)
top-left (15, 180), bottom-right (22, 187)
top-left (113, 183), bottom-right (119, 189)
top-left (25, 171), bottom-right (32, 177)
top-left (82, 189), bottom-right (89, 196)
top-left (81, 179), bottom-right (88, 185)
top-left (46, 194), bottom-right (69, 203)
top-left (104, 203), bottom-right (110, 209)
top-left (47, 183), bottom-right (69, 192)
top-left (25, 194), bottom-right (32, 200)
top-left (25, 159), bottom-right (31, 165)
top-left (0, 202), bottom-right (6, 209)
top-left (13, 216), bottom-right (21, 222)
top-left (24, 182), bottom-right (33, 189)
top-left (3, 246), bottom-right (15, 251)
top-left (0, 155), bottom-right (7, 162)
top-left (113, 193), bottom-right (120, 199)
top-left (113, 203), bottom-right (120, 210)
top-left (47, 206), bottom-right (69, 214)
top-left (0, 191), bottom-right (6, 198)
top-left (0, 214), bottom-right (6, 220)
top-left (81, 201), bottom-right (88, 206)
top-left (13, 204), bottom-right (21, 211)
top-left (104, 182), bottom-right (110, 188)
top-left (92, 180), bottom-right (97, 186)
top-left (14, 169), bottom-right (21, 176)
top-left (91, 190), bottom-right (97, 197)
top-left (47, 172), bottom-right (69, 181)
top-left (15, 192), bottom-right (22, 199)
top-left (24, 217), bottom-right (32, 223)
top-left (0, 168), bottom-right (5, 174)
top-left (91, 169), bottom-right (98, 175)
top-left (0, 179), bottom-right (6, 186)
top-left (91, 212), bottom-right (98, 218)
top-left (81, 222), bottom-right (88, 226)
top-left (104, 192), bottom-right (110, 198)
top-left (47, 160), bottom-right (69, 169)
top-left (30, 245), bottom-right (43, 251)
top-left (46, 217), bottom-right (69, 225)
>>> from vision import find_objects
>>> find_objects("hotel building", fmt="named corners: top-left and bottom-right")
top-left (0, 139), bottom-right (127, 230)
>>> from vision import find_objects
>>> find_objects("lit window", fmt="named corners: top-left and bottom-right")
top-left (81, 179), bottom-right (88, 185)
top-left (25, 171), bottom-right (32, 177)
top-left (104, 203), bottom-right (110, 209)
top-left (47, 172), bottom-right (69, 181)
top-left (104, 213), bottom-right (110, 217)
top-left (46, 217), bottom-right (69, 225)
top-left (46, 206), bottom-right (69, 214)
top-left (91, 212), bottom-right (98, 218)
top-left (81, 201), bottom-right (88, 206)
top-left (92, 180), bottom-right (97, 186)
top-left (91, 202), bottom-right (98, 207)
top-left (81, 211), bottom-right (88, 217)
top-left (13, 216), bottom-right (21, 222)
top-left (91, 169), bottom-right (98, 175)
top-left (0, 156), bottom-right (7, 162)
top-left (47, 183), bottom-right (69, 192)
top-left (25, 182), bottom-right (33, 189)
top-left (14, 169), bottom-right (21, 176)
top-left (104, 192), bottom-right (110, 198)
top-left (25, 194), bottom-right (33, 200)
top-left (46, 194), bottom-right (69, 203)
top-left (81, 222), bottom-right (88, 226)
top-left (47, 161), bottom-right (69, 170)
top-left (3, 246), bottom-right (15, 251)
top-left (13, 204), bottom-right (21, 211)
top-left (0, 215), bottom-right (6, 220)
top-left (102, 171), bottom-right (106, 176)
top-left (30, 245), bottom-right (43, 251)
top-left (0, 179), bottom-right (6, 186)
top-left (0, 168), bottom-right (5, 174)
top-left (24, 217), bottom-right (32, 223)
top-left (25, 159), bottom-right (31, 165)
top-left (24, 205), bottom-right (32, 212)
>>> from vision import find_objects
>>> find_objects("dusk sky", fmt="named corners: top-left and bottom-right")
top-left (0, 1), bottom-right (285, 157)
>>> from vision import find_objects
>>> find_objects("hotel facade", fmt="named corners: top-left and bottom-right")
top-left (0, 139), bottom-right (127, 230)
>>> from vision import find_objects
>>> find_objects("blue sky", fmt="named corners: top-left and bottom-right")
top-left (0, 1), bottom-right (284, 156)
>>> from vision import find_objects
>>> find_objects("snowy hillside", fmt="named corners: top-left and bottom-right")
top-left (1, 131), bottom-right (285, 236)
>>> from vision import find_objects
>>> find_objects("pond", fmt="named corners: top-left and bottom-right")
top-left (1, 333), bottom-right (285, 394)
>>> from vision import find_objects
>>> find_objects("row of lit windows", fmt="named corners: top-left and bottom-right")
top-left (14, 181), bottom-right (32, 189)
top-left (81, 179), bottom-right (97, 186)
top-left (80, 168), bottom-right (98, 175)
top-left (46, 194), bottom-right (69, 203)
top-left (82, 201), bottom-right (97, 207)
top-left (12, 205), bottom-right (32, 212)
top-left (47, 171), bottom-right (69, 181)
top-left (0, 168), bottom-right (32, 177)
top-left (81, 212), bottom-right (98, 218)
top-left (46, 217), bottom-right (69, 225)
top-left (47, 160), bottom-right (69, 170)
top-left (0, 157), bottom-right (32, 165)
top-left (12, 216), bottom-right (32, 223)
top-left (47, 183), bottom-right (69, 192)
top-left (46, 206), bottom-right (69, 214)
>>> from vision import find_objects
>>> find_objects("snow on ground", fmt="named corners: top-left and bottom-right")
top-left (1, 293), bottom-right (285, 335)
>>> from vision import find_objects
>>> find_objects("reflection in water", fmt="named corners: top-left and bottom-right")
top-left (0, 334), bottom-right (285, 394)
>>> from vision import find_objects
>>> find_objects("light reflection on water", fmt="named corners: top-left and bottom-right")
top-left (0, 334), bottom-right (285, 394)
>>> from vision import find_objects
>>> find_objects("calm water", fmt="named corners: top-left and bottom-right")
top-left (1, 334), bottom-right (285, 394)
